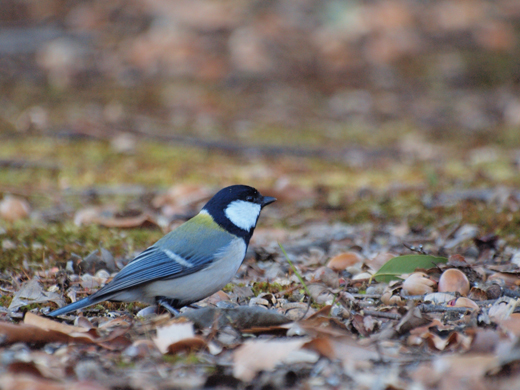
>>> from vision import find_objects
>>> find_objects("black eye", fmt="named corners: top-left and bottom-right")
top-left (246, 195), bottom-right (254, 202)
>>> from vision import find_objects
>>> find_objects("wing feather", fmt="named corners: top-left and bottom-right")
top-left (92, 214), bottom-right (234, 298)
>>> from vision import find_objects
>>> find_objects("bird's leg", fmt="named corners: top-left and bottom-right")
top-left (156, 297), bottom-right (181, 316)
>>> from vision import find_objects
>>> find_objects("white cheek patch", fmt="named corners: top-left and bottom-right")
top-left (225, 200), bottom-right (261, 231)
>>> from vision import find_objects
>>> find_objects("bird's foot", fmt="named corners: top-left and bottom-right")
top-left (156, 297), bottom-right (181, 316)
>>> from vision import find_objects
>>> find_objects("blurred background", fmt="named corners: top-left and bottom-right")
top-left (1, 0), bottom-right (520, 235)
top-left (2, 0), bottom-right (519, 145)
top-left (1, 0), bottom-right (520, 296)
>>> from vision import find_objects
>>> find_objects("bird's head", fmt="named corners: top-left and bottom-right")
top-left (202, 185), bottom-right (276, 239)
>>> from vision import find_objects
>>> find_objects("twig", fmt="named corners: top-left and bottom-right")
top-left (475, 299), bottom-right (501, 306)
top-left (357, 301), bottom-right (378, 308)
top-left (419, 304), bottom-right (475, 314)
top-left (502, 288), bottom-right (520, 298)
top-left (401, 295), bottom-right (427, 301)
top-left (361, 310), bottom-right (402, 320)
top-left (350, 294), bottom-right (382, 299)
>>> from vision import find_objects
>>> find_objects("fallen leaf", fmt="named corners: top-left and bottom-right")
top-left (0, 373), bottom-right (109, 390)
top-left (0, 195), bottom-right (31, 221)
top-left (24, 312), bottom-right (89, 334)
top-left (334, 337), bottom-right (379, 373)
top-left (373, 255), bottom-right (448, 282)
top-left (0, 321), bottom-right (95, 346)
top-left (402, 272), bottom-right (437, 295)
top-left (167, 337), bottom-right (206, 355)
top-left (497, 313), bottom-right (520, 336)
top-left (233, 338), bottom-right (312, 381)
top-left (74, 207), bottom-right (159, 229)
top-left (8, 278), bottom-right (65, 311)
top-left (326, 252), bottom-right (363, 272)
top-left (303, 337), bottom-right (336, 359)
top-left (153, 320), bottom-right (198, 354)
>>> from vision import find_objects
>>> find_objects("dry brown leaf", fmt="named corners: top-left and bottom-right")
top-left (0, 373), bottom-right (109, 390)
top-left (201, 290), bottom-right (230, 305)
top-left (396, 306), bottom-right (431, 334)
top-left (402, 272), bottom-right (436, 295)
top-left (167, 337), bottom-right (207, 355)
top-left (368, 252), bottom-right (398, 272)
top-left (9, 279), bottom-right (65, 311)
top-left (95, 213), bottom-right (158, 229)
top-left (0, 195), bottom-right (31, 221)
top-left (334, 337), bottom-right (378, 373)
top-left (433, 354), bottom-right (497, 390)
top-left (3, 314), bottom-right (130, 350)
top-left (233, 338), bottom-right (312, 381)
top-left (313, 267), bottom-right (340, 288)
top-left (467, 329), bottom-right (500, 354)
top-left (497, 313), bottom-right (520, 336)
top-left (0, 321), bottom-right (95, 346)
top-left (326, 252), bottom-right (363, 272)
top-left (123, 339), bottom-right (161, 359)
top-left (7, 361), bottom-right (44, 378)
top-left (152, 320), bottom-right (196, 354)
top-left (24, 312), bottom-right (89, 334)
top-left (74, 207), bottom-right (159, 229)
top-left (488, 272), bottom-right (520, 287)
top-left (424, 332), bottom-right (450, 351)
top-left (488, 298), bottom-right (518, 322)
top-left (303, 337), bottom-right (336, 359)
top-left (468, 287), bottom-right (488, 301)
top-left (98, 317), bottom-right (132, 330)
top-left (409, 319), bottom-right (454, 335)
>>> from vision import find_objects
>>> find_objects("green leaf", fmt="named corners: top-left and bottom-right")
top-left (372, 255), bottom-right (448, 283)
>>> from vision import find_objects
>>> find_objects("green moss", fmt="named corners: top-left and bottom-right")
top-left (0, 221), bottom-right (162, 271)
top-left (115, 359), bottom-right (136, 369)
top-left (162, 352), bottom-right (203, 365)
top-left (0, 295), bottom-right (13, 308)
top-left (251, 282), bottom-right (284, 296)
top-left (222, 283), bottom-right (235, 293)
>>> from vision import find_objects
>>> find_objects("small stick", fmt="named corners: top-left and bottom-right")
top-left (350, 294), bottom-right (382, 299)
top-left (361, 310), bottom-right (402, 320)
top-left (419, 304), bottom-right (474, 314)
top-left (502, 288), bottom-right (520, 298)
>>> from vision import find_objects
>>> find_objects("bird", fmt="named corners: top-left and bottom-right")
top-left (48, 185), bottom-right (276, 317)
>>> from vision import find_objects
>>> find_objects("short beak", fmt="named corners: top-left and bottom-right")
top-left (261, 196), bottom-right (276, 207)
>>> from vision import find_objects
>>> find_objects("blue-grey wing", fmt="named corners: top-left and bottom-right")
top-left (93, 246), bottom-right (210, 296)
top-left (92, 214), bottom-right (235, 297)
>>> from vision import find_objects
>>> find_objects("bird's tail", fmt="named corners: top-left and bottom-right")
top-left (47, 296), bottom-right (99, 317)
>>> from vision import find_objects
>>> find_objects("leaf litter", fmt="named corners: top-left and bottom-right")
top-left (3, 167), bottom-right (520, 388)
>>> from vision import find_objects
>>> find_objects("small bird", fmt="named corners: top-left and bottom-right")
top-left (48, 185), bottom-right (276, 316)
